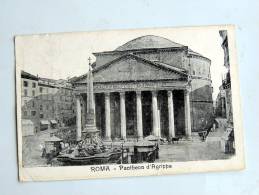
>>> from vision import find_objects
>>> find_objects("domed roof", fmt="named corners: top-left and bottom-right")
top-left (115, 35), bottom-right (184, 51)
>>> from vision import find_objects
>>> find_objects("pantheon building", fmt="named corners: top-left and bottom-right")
top-left (73, 35), bottom-right (213, 141)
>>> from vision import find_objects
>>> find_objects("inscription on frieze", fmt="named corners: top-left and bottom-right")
top-left (93, 81), bottom-right (187, 91)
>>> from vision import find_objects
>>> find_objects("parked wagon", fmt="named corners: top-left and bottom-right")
top-left (42, 133), bottom-right (63, 163)
top-left (57, 147), bottom-right (122, 165)
top-left (198, 130), bottom-right (207, 141)
top-left (131, 140), bottom-right (159, 163)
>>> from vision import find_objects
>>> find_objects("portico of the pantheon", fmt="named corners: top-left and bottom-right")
top-left (72, 35), bottom-right (214, 141)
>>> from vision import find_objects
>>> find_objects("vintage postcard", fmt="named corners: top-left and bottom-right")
top-left (15, 25), bottom-right (245, 181)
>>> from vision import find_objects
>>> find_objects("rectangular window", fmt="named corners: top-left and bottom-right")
top-left (31, 111), bottom-right (36, 116)
top-left (23, 111), bottom-right (27, 116)
top-left (40, 105), bottom-right (43, 111)
top-left (24, 89), bottom-right (28, 96)
top-left (23, 81), bottom-right (28, 87)
top-left (39, 87), bottom-right (43, 93)
top-left (32, 90), bottom-right (35, 97)
top-left (32, 82), bottom-right (36, 88)
top-left (40, 113), bottom-right (44, 118)
top-left (32, 101), bottom-right (35, 107)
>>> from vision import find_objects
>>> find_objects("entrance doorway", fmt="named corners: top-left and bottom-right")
top-left (173, 90), bottom-right (185, 136)
top-left (142, 91), bottom-right (152, 137)
top-left (125, 92), bottom-right (137, 138)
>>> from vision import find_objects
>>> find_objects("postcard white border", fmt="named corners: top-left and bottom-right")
top-left (15, 25), bottom-right (245, 181)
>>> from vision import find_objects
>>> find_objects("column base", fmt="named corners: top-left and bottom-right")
top-left (76, 137), bottom-right (82, 142)
top-left (121, 137), bottom-right (127, 141)
top-left (167, 136), bottom-right (173, 143)
top-left (185, 135), bottom-right (192, 141)
top-left (137, 136), bottom-right (143, 141)
top-left (104, 137), bottom-right (112, 142)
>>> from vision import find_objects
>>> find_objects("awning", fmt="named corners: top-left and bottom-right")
top-left (222, 127), bottom-right (234, 140)
top-left (22, 119), bottom-right (33, 125)
top-left (50, 120), bottom-right (57, 124)
top-left (135, 140), bottom-right (155, 147)
top-left (144, 135), bottom-right (160, 141)
top-left (40, 120), bottom-right (50, 125)
top-left (45, 135), bottom-right (62, 142)
top-left (215, 118), bottom-right (227, 125)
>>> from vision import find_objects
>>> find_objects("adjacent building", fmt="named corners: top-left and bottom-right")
top-left (38, 77), bottom-right (76, 129)
top-left (73, 35), bottom-right (214, 141)
top-left (21, 71), bottom-right (40, 135)
top-left (216, 31), bottom-right (233, 124)
top-left (21, 71), bottom-right (76, 135)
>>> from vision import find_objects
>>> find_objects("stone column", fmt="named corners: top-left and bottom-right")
top-left (105, 92), bottom-right (111, 141)
top-left (76, 95), bottom-right (82, 141)
top-left (136, 91), bottom-right (143, 140)
top-left (168, 90), bottom-right (175, 139)
top-left (184, 89), bottom-right (192, 138)
top-left (152, 91), bottom-right (159, 137)
top-left (157, 109), bottom-right (161, 137)
top-left (120, 92), bottom-right (126, 140)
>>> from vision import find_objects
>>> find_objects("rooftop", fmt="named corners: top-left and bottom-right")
top-left (115, 35), bottom-right (184, 51)
top-left (21, 71), bottom-right (38, 81)
top-left (94, 35), bottom-right (207, 60)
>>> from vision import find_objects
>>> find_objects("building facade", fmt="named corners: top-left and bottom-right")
top-left (21, 71), bottom-right (40, 135)
top-left (21, 71), bottom-right (76, 134)
top-left (38, 78), bottom-right (76, 128)
top-left (73, 35), bottom-right (214, 141)
top-left (216, 31), bottom-right (233, 124)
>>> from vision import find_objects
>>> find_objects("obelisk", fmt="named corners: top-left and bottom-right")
top-left (82, 57), bottom-right (99, 140)
top-left (86, 57), bottom-right (95, 120)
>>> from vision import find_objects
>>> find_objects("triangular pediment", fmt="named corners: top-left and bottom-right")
top-left (74, 54), bottom-right (188, 84)
top-left (91, 54), bottom-right (187, 83)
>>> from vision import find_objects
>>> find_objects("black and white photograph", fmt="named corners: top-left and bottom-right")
top-left (15, 25), bottom-right (244, 181)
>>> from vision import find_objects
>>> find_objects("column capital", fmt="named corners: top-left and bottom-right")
top-left (184, 88), bottom-right (191, 95)
top-left (151, 90), bottom-right (158, 97)
top-left (136, 91), bottom-right (142, 96)
top-left (104, 92), bottom-right (110, 98)
top-left (119, 91), bottom-right (125, 97)
top-left (185, 84), bottom-right (191, 92)
top-left (167, 90), bottom-right (174, 97)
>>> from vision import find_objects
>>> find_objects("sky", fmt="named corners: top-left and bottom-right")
top-left (16, 26), bottom-right (228, 100)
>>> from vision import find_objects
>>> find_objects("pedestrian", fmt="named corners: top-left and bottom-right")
top-left (40, 143), bottom-right (46, 158)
